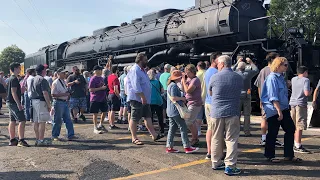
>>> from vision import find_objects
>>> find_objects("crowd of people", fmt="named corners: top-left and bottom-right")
top-left (1, 51), bottom-right (320, 176)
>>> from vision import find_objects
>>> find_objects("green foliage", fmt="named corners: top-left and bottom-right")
top-left (0, 45), bottom-right (25, 74)
top-left (269, 0), bottom-right (320, 40)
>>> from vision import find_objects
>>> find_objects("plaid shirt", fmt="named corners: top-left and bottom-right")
top-left (209, 68), bottom-right (243, 118)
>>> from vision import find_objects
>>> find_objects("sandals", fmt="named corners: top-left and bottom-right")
top-left (283, 157), bottom-right (303, 163)
top-left (132, 139), bottom-right (144, 145)
top-left (267, 158), bottom-right (281, 163)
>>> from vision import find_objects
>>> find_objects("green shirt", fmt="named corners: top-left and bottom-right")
top-left (159, 72), bottom-right (171, 91)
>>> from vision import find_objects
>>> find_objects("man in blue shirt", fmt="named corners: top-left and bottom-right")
top-left (127, 53), bottom-right (164, 145)
top-left (209, 55), bottom-right (243, 175)
top-left (203, 51), bottom-right (221, 160)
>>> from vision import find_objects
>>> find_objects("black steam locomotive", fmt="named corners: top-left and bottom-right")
top-left (25, 0), bottom-right (320, 82)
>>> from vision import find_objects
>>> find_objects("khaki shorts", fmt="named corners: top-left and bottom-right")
top-left (32, 100), bottom-right (50, 123)
top-left (261, 107), bottom-right (267, 120)
top-left (291, 106), bottom-right (307, 130)
top-left (185, 105), bottom-right (202, 126)
top-left (205, 103), bottom-right (213, 130)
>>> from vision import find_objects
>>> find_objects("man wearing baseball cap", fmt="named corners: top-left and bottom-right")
top-left (88, 65), bottom-right (108, 134)
top-left (51, 68), bottom-right (75, 141)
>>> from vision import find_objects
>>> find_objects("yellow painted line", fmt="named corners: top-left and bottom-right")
top-left (112, 136), bottom-right (317, 179)
top-left (116, 134), bottom-right (147, 140)
top-left (112, 159), bottom-right (209, 180)
top-left (47, 147), bottom-right (58, 150)
top-left (242, 148), bottom-right (261, 153)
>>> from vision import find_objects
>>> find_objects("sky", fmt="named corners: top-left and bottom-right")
top-left (0, 0), bottom-right (270, 55)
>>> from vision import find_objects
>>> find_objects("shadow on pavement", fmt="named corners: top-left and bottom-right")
top-left (0, 170), bottom-right (73, 180)
top-left (79, 160), bottom-right (132, 180)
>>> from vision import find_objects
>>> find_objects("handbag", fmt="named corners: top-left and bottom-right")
top-left (167, 91), bottom-right (191, 119)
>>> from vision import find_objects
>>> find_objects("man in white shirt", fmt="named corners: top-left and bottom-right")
top-left (26, 69), bottom-right (36, 122)
top-left (51, 68), bottom-right (75, 141)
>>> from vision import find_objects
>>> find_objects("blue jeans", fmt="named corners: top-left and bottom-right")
top-left (24, 93), bottom-right (31, 120)
top-left (52, 100), bottom-right (75, 138)
top-left (166, 115), bottom-right (190, 148)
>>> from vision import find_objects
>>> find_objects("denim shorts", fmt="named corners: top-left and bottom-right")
top-left (69, 97), bottom-right (87, 110)
top-left (7, 103), bottom-right (26, 122)
top-left (120, 95), bottom-right (128, 108)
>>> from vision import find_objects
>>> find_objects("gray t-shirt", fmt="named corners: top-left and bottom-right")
top-left (289, 76), bottom-right (310, 107)
top-left (30, 75), bottom-right (50, 101)
top-left (166, 82), bottom-right (183, 118)
top-left (254, 66), bottom-right (271, 93)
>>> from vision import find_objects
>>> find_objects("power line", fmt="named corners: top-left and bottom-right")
top-left (11, 0), bottom-right (49, 45)
top-left (27, 0), bottom-right (53, 42)
top-left (0, 19), bottom-right (28, 43)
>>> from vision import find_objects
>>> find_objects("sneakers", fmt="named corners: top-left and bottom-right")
top-left (94, 128), bottom-right (103, 134)
top-left (185, 147), bottom-right (199, 154)
top-left (166, 148), bottom-right (179, 153)
top-left (117, 118), bottom-right (123, 124)
top-left (205, 154), bottom-right (211, 160)
top-left (78, 114), bottom-right (86, 122)
top-left (138, 125), bottom-right (147, 131)
top-left (36, 140), bottom-right (51, 147)
top-left (260, 139), bottom-right (266, 146)
top-left (9, 138), bottom-right (18, 146)
top-left (224, 167), bottom-right (241, 176)
top-left (294, 146), bottom-right (310, 154)
top-left (109, 125), bottom-right (120, 130)
top-left (275, 139), bottom-right (284, 148)
top-left (52, 137), bottom-right (61, 141)
top-left (67, 136), bottom-right (78, 141)
top-left (17, 139), bottom-right (30, 147)
top-left (213, 162), bottom-right (225, 170)
top-left (97, 124), bottom-right (108, 132)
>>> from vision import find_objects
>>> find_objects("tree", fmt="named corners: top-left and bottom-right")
top-left (269, 0), bottom-right (320, 41)
top-left (0, 45), bottom-right (25, 74)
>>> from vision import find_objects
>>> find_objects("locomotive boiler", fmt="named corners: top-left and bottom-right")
top-left (25, 0), bottom-right (320, 82)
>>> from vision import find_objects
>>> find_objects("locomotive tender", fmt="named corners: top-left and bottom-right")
top-left (25, 0), bottom-right (320, 82)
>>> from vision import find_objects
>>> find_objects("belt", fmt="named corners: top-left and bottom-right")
top-left (54, 99), bottom-right (68, 102)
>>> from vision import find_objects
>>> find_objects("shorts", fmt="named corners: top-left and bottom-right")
top-left (291, 106), bottom-right (307, 130)
top-left (196, 105), bottom-right (205, 120)
top-left (185, 105), bottom-right (202, 126)
top-left (32, 100), bottom-right (50, 123)
top-left (127, 104), bottom-right (131, 113)
top-left (261, 107), bottom-right (267, 120)
top-left (205, 103), bottom-right (212, 130)
top-left (6, 103), bottom-right (26, 122)
top-left (90, 101), bottom-right (108, 114)
top-left (120, 94), bottom-right (128, 108)
top-left (130, 100), bottom-right (151, 122)
top-left (69, 97), bottom-right (87, 110)
top-left (108, 94), bottom-right (121, 111)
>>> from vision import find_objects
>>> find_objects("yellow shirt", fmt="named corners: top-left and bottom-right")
top-left (196, 69), bottom-right (206, 105)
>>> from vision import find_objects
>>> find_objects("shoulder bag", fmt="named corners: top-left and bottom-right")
top-left (167, 88), bottom-right (191, 120)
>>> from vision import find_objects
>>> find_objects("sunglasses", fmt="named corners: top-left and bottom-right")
top-left (282, 64), bottom-right (288, 67)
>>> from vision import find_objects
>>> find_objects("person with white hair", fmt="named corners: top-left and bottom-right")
top-left (231, 57), bottom-right (259, 136)
top-left (208, 55), bottom-right (243, 175)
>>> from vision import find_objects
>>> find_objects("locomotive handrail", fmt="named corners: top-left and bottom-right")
top-left (230, 4), bottom-right (240, 33)
top-left (248, 15), bottom-right (277, 41)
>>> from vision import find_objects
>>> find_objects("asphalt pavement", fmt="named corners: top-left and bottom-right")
top-left (0, 107), bottom-right (320, 180)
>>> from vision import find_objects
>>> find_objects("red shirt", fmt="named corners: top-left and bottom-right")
top-left (108, 74), bottom-right (120, 94)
